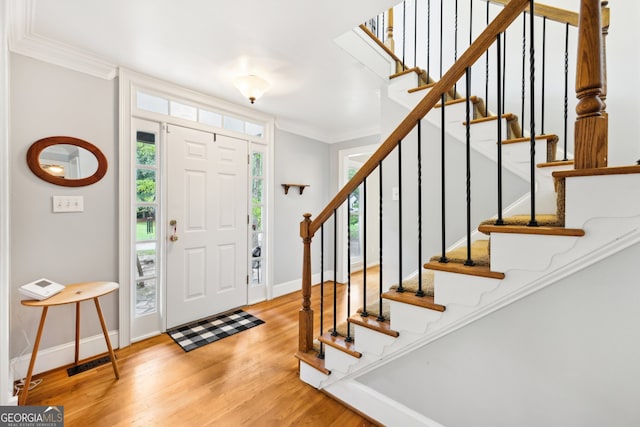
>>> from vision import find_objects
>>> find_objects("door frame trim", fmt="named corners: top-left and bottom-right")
top-left (118, 68), bottom-right (275, 347)
top-left (337, 143), bottom-right (380, 283)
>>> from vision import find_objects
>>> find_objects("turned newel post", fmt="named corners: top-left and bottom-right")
top-left (385, 8), bottom-right (395, 52)
top-left (600, 1), bottom-right (610, 149)
top-left (574, 0), bottom-right (607, 168)
top-left (299, 213), bottom-right (314, 353)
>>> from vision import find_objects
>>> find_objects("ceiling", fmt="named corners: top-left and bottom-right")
top-left (9, 0), bottom-right (399, 143)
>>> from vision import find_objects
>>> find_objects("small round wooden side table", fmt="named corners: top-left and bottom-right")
top-left (19, 281), bottom-right (120, 405)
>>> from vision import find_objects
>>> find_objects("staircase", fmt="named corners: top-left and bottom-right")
top-left (296, 1), bottom-right (640, 425)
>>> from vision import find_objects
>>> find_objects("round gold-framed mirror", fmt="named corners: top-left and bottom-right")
top-left (27, 136), bottom-right (108, 187)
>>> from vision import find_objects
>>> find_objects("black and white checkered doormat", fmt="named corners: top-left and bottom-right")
top-left (167, 309), bottom-right (265, 352)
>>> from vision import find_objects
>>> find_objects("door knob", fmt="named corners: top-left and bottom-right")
top-left (169, 219), bottom-right (178, 241)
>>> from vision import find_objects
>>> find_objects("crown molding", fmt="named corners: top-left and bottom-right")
top-left (7, 0), bottom-right (117, 80)
top-left (276, 117), bottom-right (380, 144)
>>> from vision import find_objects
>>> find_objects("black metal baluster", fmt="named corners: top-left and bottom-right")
top-left (453, 0), bottom-right (458, 97)
top-left (528, 0), bottom-right (538, 227)
top-left (469, 0), bottom-right (474, 45)
top-left (521, 12), bottom-right (527, 133)
top-left (439, 0), bottom-right (443, 79)
top-left (416, 120), bottom-right (425, 296)
top-left (346, 195), bottom-right (353, 343)
top-left (377, 161), bottom-right (385, 321)
top-left (318, 225), bottom-right (325, 358)
top-left (563, 23), bottom-right (569, 161)
top-left (402, 1), bottom-right (406, 71)
top-left (440, 93), bottom-right (449, 263)
top-left (397, 141), bottom-right (405, 293)
top-left (496, 33), bottom-right (505, 225)
top-left (485, 0), bottom-right (490, 115)
top-left (382, 12), bottom-right (385, 44)
top-left (414, 0), bottom-right (417, 69)
top-left (464, 68), bottom-right (475, 266)
top-left (361, 179), bottom-right (369, 316)
top-left (541, 17), bottom-right (547, 135)
top-left (331, 209), bottom-right (338, 336)
top-left (426, 0), bottom-right (431, 81)
top-left (502, 31), bottom-right (507, 113)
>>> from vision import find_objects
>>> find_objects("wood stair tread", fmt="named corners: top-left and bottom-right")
top-left (553, 164), bottom-right (640, 179)
top-left (538, 159), bottom-right (574, 168)
top-left (295, 350), bottom-right (330, 375)
top-left (408, 82), bottom-right (436, 93)
top-left (479, 214), bottom-right (563, 230)
top-left (479, 224), bottom-right (585, 236)
top-left (382, 290), bottom-right (446, 312)
top-left (348, 314), bottom-right (399, 337)
top-left (430, 239), bottom-right (490, 267)
top-left (463, 112), bottom-right (516, 126)
top-left (424, 260), bottom-right (505, 279)
top-left (319, 332), bottom-right (362, 359)
top-left (390, 67), bottom-right (424, 80)
top-left (501, 134), bottom-right (558, 144)
top-left (434, 95), bottom-right (480, 108)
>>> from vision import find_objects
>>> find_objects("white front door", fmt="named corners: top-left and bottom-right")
top-left (166, 125), bottom-right (248, 328)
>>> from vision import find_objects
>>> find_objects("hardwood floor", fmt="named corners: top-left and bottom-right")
top-left (20, 277), bottom-right (380, 427)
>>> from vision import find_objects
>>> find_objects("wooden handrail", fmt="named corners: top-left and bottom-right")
top-left (307, 0), bottom-right (531, 238)
top-left (490, 0), bottom-right (609, 28)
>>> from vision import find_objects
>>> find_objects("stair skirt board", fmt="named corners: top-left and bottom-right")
top-left (433, 271), bottom-right (502, 306)
top-left (325, 379), bottom-right (446, 427)
top-left (389, 300), bottom-right (444, 334)
top-left (352, 324), bottom-right (396, 356)
top-left (490, 232), bottom-right (582, 272)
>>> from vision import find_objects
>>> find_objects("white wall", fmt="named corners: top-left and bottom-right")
top-left (273, 128), bottom-right (330, 286)
top-left (1, 1), bottom-right (13, 404)
top-left (358, 241), bottom-right (640, 427)
top-left (9, 54), bottom-right (118, 360)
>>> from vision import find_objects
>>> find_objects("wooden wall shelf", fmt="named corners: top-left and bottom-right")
top-left (282, 184), bottom-right (309, 195)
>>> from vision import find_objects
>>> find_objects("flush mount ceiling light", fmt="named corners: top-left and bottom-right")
top-left (233, 74), bottom-right (270, 104)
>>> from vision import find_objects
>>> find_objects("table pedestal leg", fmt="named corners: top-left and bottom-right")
top-left (93, 298), bottom-right (119, 379)
top-left (19, 306), bottom-right (48, 405)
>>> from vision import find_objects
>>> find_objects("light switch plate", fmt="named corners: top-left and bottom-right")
top-left (52, 196), bottom-right (84, 213)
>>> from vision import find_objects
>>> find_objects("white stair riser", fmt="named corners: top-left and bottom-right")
top-left (424, 101), bottom-right (471, 126)
top-left (490, 233), bottom-right (581, 272)
top-left (353, 324), bottom-right (396, 355)
top-left (433, 271), bottom-right (501, 306)
top-left (565, 173), bottom-right (640, 228)
top-left (389, 300), bottom-right (444, 333)
top-left (501, 139), bottom-right (550, 165)
top-left (299, 361), bottom-right (329, 388)
top-left (324, 345), bottom-right (359, 373)
top-left (388, 73), bottom-right (423, 108)
top-left (465, 119), bottom-right (511, 142)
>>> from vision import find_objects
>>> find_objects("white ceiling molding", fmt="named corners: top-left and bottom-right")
top-left (276, 118), bottom-right (380, 144)
top-left (7, 0), bottom-right (117, 80)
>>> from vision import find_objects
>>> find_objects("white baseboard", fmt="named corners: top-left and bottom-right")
top-left (11, 330), bottom-right (119, 381)
top-left (326, 379), bottom-right (445, 427)
top-left (272, 271), bottom-right (334, 299)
